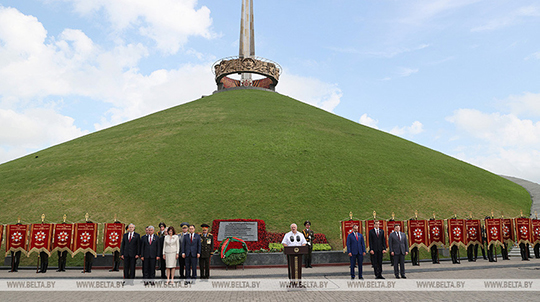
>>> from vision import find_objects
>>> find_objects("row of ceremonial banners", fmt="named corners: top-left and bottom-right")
top-left (340, 217), bottom-right (540, 251)
top-left (1, 223), bottom-right (124, 257)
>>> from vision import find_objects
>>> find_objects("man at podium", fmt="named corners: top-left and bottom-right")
top-left (282, 224), bottom-right (307, 247)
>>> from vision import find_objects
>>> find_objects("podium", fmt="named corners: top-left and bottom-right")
top-left (283, 246), bottom-right (308, 280)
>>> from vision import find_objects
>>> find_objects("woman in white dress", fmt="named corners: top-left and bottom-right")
top-left (162, 226), bottom-right (179, 283)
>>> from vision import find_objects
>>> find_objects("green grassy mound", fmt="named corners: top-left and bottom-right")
top-left (0, 89), bottom-right (530, 251)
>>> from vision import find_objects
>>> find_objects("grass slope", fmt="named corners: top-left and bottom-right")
top-left (0, 89), bottom-right (531, 250)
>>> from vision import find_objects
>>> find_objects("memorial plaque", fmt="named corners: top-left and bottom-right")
top-left (218, 221), bottom-right (258, 241)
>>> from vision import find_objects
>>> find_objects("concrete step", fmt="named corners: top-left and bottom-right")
top-left (509, 244), bottom-right (534, 257)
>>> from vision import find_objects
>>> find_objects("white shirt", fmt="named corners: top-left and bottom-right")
top-left (281, 231), bottom-right (307, 247)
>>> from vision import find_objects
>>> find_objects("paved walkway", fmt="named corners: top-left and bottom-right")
top-left (502, 175), bottom-right (540, 217)
top-left (0, 259), bottom-right (539, 301)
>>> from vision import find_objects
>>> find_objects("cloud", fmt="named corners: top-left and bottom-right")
top-left (336, 44), bottom-right (430, 58)
top-left (502, 92), bottom-right (540, 117)
top-left (278, 72), bottom-right (343, 112)
top-left (398, 67), bottom-right (419, 77)
top-left (471, 5), bottom-right (540, 32)
top-left (58, 0), bottom-right (215, 54)
top-left (447, 108), bottom-right (540, 182)
top-left (525, 51), bottom-right (540, 60)
top-left (390, 121), bottom-right (424, 136)
top-left (0, 107), bottom-right (88, 163)
top-left (0, 6), bottom-right (214, 163)
top-left (399, 0), bottom-right (480, 25)
top-left (358, 113), bottom-right (423, 137)
top-left (447, 109), bottom-right (540, 146)
top-left (94, 63), bottom-right (214, 130)
top-left (359, 114), bottom-right (379, 129)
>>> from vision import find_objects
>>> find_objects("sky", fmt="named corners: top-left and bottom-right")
top-left (1, 0), bottom-right (540, 183)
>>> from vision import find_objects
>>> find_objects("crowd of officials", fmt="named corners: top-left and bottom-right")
top-left (119, 222), bottom-right (214, 284)
top-left (345, 218), bottom-right (540, 280)
top-left (7, 218), bottom-right (539, 282)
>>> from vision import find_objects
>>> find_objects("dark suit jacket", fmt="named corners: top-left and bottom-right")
top-left (346, 232), bottom-right (366, 255)
top-left (158, 231), bottom-right (166, 256)
top-left (182, 233), bottom-right (201, 257)
top-left (140, 234), bottom-right (161, 258)
top-left (369, 228), bottom-right (386, 252)
top-left (120, 232), bottom-right (140, 258)
top-left (388, 231), bottom-right (409, 255)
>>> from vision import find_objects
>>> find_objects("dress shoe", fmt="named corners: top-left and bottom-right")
top-left (351, 277), bottom-right (355, 280)
top-left (359, 277), bottom-right (364, 280)
top-left (395, 276), bottom-right (400, 279)
top-left (376, 276), bottom-right (385, 279)
top-left (401, 275), bottom-right (407, 279)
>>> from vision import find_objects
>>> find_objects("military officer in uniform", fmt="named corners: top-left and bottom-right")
top-left (480, 224), bottom-right (488, 260)
top-left (199, 224), bottom-right (214, 279)
top-left (449, 218), bottom-right (460, 264)
top-left (157, 222), bottom-right (167, 278)
top-left (409, 218), bottom-right (420, 266)
top-left (501, 242), bottom-right (510, 260)
top-left (57, 250), bottom-right (67, 272)
top-left (38, 251), bottom-right (49, 273)
top-left (9, 251), bottom-right (21, 272)
top-left (110, 220), bottom-right (124, 272)
top-left (81, 220), bottom-right (95, 273)
top-left (429, 218), bottom-right (439, 264)
top-left (302, 220), bottom-right (315, 268)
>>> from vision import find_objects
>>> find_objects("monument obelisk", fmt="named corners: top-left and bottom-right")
top-left (239, 0), bottom-right (255, 84)
top-left (213, 0), bottom-right (281, 92)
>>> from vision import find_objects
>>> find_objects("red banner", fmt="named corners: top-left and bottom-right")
top-left (103, 223), bottom-right (125, 255)
top-left (514, 217), bottom-right (532, 245)
top-left (447, 219), bottom-right (466, 248)
top-left (485, 218), bottom-right (503, 247)
top-left (408, 220), bottom-right (429, 250)
top-left (52, 224), bottom-right (74, 255)
top-left (340, 220), bottom-right (361, 250)
top-left (533, 219), bottom-right (540, 245)
top-left (5, 224), bottom-right (29, 256)
top-left (465, 219), bottom-right (482, 246)
top-left (28, 223), bottom-right (53, 256)
top-left (72, 223), bottom-right (98, 257)
top-left (366, 220), bottom-right (387, 251)
top-left (428, 219), bottom-right (445, 247)
top-left (0, 225), bottom-right (3, 250)
top-left (502, 218), bottom-right (514, 243)
top-left (385, 220), bottom-right (403, 249)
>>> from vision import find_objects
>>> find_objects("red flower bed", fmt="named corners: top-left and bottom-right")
top-left (267, 232), bottom-right (328, 244)
top-left (211, 219), bottom-right (268, 251)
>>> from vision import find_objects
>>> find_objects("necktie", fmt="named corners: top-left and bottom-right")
top-left (191, 234), bottom-right (193, 243)
top-left (355, 233), bottom-right (358, 241)
top-left (397, 232), bottom-right (400, 241)
top-left (129, 233), bottom-right (132, 242)
top-left (376, 229), bottom-right (379, 236)
top-left (149, 235), bottom-right (152, 245)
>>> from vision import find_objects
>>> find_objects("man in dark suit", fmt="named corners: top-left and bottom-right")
top-left (120, 223), bottom-right (140, 280)
top-left (157, 222), bottom-right (167, 279)
top-left (140, 225), bottom-right (161, 282)
top-left (347, 224), bottom-right (366, 279)
top-left (182, 224), bottom-right (201, 283)
top-left (388, 224), bottom-right (408, 279)
top-left (368, 220), bottom-right (386, 279)
top-left (178, 222), bottom-right (189, 279)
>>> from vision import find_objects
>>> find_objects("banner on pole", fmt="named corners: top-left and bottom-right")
top-left (6, 224), bottom-right (29, 256)
top-left (408, 220), bottom-right (429, 250)
top-left (72, 223), bottom-right (98, 257)
top-left (28, 223), bottom-right (53, 256)
top-left (103, 223), bottom-right (125, 255)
